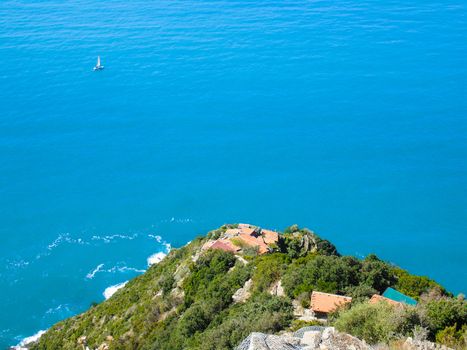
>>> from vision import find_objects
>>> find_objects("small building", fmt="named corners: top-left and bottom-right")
top-left (369, 294), bottom-right (404, 307)
top-left (204, 223), bottom-right (280, 256)
top-left (310, 291), bottom-right (352, 317)
top-left (233, 224), bottom-right (279, 255)
top-left (238, 233), bottom-right (269, 254)
top-left (209, 240), bottom-right (239, 253)
top-left (382, 287), bottom-right (417, 306)
top-left (262, 229), bottom-right (279, 245)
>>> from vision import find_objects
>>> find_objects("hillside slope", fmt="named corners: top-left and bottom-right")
top-left (30, 224), bottom-right (466, 350)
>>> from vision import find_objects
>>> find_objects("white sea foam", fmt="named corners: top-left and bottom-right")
top-left (148, 234), bottom-right (172, 252)
top-left (86, 263), bottom-right (145, 279)
top-left (86, 263), bottom-right (104, 279)
top-left (103, 281), bottom-right (128, 300)
top-left (45, 303), bottom-right (71, 315)
top-left (147, 234), bottom-right (171, 266)
top-left (149, 234), bottom-right (163, 243)
top-left (107, 265), bottom-right (145, 274)
top-left (47, 233), bottom-right (87, 251)
top-left (6, 259), bottom-right (30, 269)
top-left (91, 233), bottom-right (138, 243)
top-left (147, 252), bottom-right (167, 266)
top-left (13, 329), bottom-right (46, 349)
top-left (159, 217), bottom-right (193, 224)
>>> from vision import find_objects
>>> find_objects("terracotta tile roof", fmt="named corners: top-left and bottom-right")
top-left (206, 224), bottom-right (279, 256)
top-left (369, 294), bottom-right (403, 307)
top-left (238, 223), bottom-right (253, 229)
top-left (239, 227), bottom-right (257, 236)
top-left (310, 291), bottom-right (352, 313)
top-left (202, 240), bottom-right (216, 250)
top-left (225, 228), bottom-right (240, 236)
top-left (262, 229), bottom-right (279, 244)
top-left (210, 240), bottom-right (239, 253)
top-left (237, 233), bottom-right (269, 254)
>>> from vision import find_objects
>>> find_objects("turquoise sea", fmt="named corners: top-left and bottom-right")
top-left (0, 0), bottom-right (466, 347)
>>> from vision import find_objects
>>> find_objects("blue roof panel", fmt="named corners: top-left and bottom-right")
top-left (383, 287), bottom-right (417, 306)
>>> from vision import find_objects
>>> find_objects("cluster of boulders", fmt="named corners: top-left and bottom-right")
top-left (401, 337), bottom-right (454, 350)
top-left (236, 326), bottom-right (371, 350)
top-left (235, 327), bottom-right (455, 350)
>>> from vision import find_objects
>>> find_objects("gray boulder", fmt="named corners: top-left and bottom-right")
top-left (236, 327), bottom-right (372, 350)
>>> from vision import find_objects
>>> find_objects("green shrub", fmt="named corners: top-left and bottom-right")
top-left (344, 284), bottom-right (378, 303)
top-left (251, 253), bottom-right (290, 293)
top-left (158, 274), bottom-right (175, 295)
top-left (288, 319), bottom-right (323, 332)
top-left (282, 255), bottom-right (362, 298)
top-left (436, 324), bottom-right (467, 349)
top-left (422, 298), bottom-right (467, 334)
top-left (243, 245), bottom-right (259, 257)
top-left (360, 254), bottom-right (397, 293)
top-left (394, 268), bottom-right (445, 299)
top-left (198, 294), bottom-right (293, 350)
top-left (333, 302), bottom-right (401, 344)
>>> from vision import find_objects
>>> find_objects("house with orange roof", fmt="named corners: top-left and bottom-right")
top-left (262, 229), bottom-right (279, 245)
top-left (210, 240), bottom-right (239, 253)
top-left (224, 228), bottom-right (241, 237)
top-left (238, 223), bottom-right (252, 229)
top-left (203, 224), bottom-right (280, 256)
top-left (241, 227), bottom-right (257, 236)
top-left (369, 294), bottom-right (404, 307)
top-left (310, 291), bottom-right (352, 317)
top-left (237, 233), bottom-right (269, 254)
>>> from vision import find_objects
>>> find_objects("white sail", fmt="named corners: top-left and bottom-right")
top-left (97, 56), bottom-right (101, 66)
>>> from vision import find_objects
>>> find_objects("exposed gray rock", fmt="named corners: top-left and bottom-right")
top-left (232, 278), bottom-right (253, 303)
top-left (292, 299), bottom-right (318, 322)
top-left (236, 327), bottom-right (372, 350)
top-left (269, 279), bottom-right (285, 297)
top-left (401, 337), bottom-right (454, 350)
top-left (236, 332), bottom-right (302, 350)
top-left (319, 327), bottom-right (370, 349)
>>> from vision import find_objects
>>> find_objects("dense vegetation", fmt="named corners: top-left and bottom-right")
top-left (33, 225), bottom-right (466, 350)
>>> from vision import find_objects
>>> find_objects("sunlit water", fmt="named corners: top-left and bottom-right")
top-left (0, 0), bottom-right (466, 347)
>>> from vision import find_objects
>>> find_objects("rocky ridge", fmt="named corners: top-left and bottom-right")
top-left (236, 326), bottom-right (371, 350)
top-left (236, 327), bottom-right (455, 350)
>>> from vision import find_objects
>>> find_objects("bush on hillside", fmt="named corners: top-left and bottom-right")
top-left (251, 253), bottom-right (290, 293)
top-left (422, 298), bottom-right (467, 335)
top-left (394, 268), bottom-right (446, 299)
top-left (360, 254), bottom-right (397, 293)
top-left (198, 293), bottom-right (294, 350)
top-left (333, 302), bottom-right (415, 344)
top-left (435, 324), bottom-right (467, 349)
top-left (282, 255), bottom-right (362, 298)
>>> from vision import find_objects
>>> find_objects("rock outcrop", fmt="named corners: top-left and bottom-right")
top-left (236, 327), bottom-right (457, 350)
top-left (401, 337), bottom-right (454, 350)
top-left (236, 326), bottom-right (372, 350)
top-left (232, 278), bottom-right (253, 303)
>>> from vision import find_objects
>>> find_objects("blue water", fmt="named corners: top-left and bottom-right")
top-left (0, 0), bottom-right (466, 347)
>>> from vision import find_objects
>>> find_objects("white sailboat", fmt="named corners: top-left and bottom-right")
top-left (93, 56), bottom-right (104, 71)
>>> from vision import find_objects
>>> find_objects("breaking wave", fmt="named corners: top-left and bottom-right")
top-left (103, 281), bottom-right (128, 300)
top-left (148, 234), bottom-right (171, 252)
top-left (13, 329), bottom-right (46, 350)
top-left (147, 252), bottom-right (167, 266)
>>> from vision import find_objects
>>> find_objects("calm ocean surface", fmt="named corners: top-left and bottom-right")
top-left (0, 0), bottom-right (466, 347)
